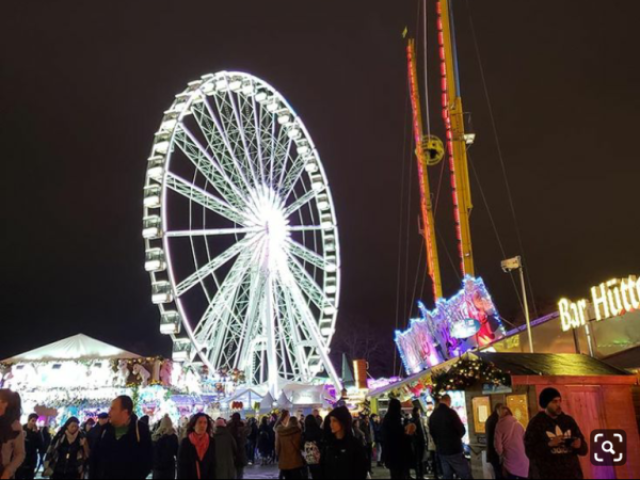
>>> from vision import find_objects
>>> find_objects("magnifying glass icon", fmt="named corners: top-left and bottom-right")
top-left (601, 441), bottom-right (617, 455)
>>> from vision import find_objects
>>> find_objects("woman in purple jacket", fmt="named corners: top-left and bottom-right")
top-left (494, 407), bottom-right (529, 480)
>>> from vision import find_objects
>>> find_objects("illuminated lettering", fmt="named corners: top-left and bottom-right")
top-left (559, 274), bottom-right (640, 332)
top-left (606, 280), bottom-right (624, 316)
top-left (620, 279), bottom-right (634, 312)
top-left (592, 284), bottom-right (611, 322)
top-left (632, 277), bottom-right (640, 310)
top-left (559, 299), bottom-right (573, 332)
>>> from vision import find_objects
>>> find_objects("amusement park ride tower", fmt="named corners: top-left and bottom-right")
top-left (407, 0), bottom-right (476, 301)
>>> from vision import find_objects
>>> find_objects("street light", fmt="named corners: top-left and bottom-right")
top-left (502, 256), bottom-right (534, 354)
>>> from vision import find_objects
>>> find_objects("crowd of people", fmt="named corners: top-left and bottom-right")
top-left (0, 387), bottom-right (588, 479)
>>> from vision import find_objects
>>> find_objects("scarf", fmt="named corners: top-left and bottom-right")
top-left (188, 433), bottom-right (210, 480)
top-left (43, 431), bottom-right (85, 478)
top-left (65, 430), bottom-right (80, 446)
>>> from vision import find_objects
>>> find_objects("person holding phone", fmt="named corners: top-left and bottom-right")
top-left (525, 388), bottom-right (588, 479)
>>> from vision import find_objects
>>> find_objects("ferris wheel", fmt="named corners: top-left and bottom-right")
top-left (143, 72), bottom-right (342, 392)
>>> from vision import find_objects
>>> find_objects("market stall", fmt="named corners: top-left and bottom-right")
top-left (371, 352), bottom-right (640, 480)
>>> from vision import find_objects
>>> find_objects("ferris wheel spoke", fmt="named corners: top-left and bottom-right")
top-left (165, 172), bottom-right (248, 226)
top-left (286, 254), bottom-right (334, 312)
top-left (166, 226), bottom-right (261, 238)
top-left (250, 94), bottom-right (266, 185)
top-left (176, 236), bottom-right (258, 297)
top-left (281, 266), bottom-right (341, 387)
top-left (227, 91), bottom-right (260, 187)
top-left (277, 280), bottom-right (312, 380)
top-left (283, 187), bottom-right (324, 218)
top-left (234, 268), bottom-right (268, 370)
top-left (193, 252), bottom-right (254, 362)
top-left (287, 225), bottom-right (332, 233)
top-left (287, 239), bottom-right (326, 270)
top-left (191, 101), bottom-right (256, 196)
top-left (174, 124), bottom-right (247, 209)
top-left (279, 154), bottom-right (309, 200)
top-left (206, 95), bottom-right (259, 192)
top-left (275, 139), bottom-right (294, 192)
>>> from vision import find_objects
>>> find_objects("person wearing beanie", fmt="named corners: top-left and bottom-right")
top-left (524, 388), bottom-right (588, 479)
top-left (320, 406), bottom-right (368, 479)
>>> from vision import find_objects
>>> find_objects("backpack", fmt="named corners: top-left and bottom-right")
top-left (304, 441), bottom-right (321, 465)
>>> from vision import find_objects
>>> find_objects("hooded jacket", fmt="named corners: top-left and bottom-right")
top-left (275, 423), bottom-right (304, 471)
top-left (524, 412), bottom-right (588, 480)
top-left (320, 407), bottom-right (369, 480)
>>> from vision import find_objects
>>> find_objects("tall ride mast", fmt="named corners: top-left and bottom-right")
top-left (437, 0), bottom-right (476, 277)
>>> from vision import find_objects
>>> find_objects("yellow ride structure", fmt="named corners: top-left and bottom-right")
top-left (406, 0), bottom-right (476, 301)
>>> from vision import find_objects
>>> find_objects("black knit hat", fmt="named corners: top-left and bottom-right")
top-left (328, 406), bottom-right (353, 435)
top-left (539, 388), bottom-right (562, 409)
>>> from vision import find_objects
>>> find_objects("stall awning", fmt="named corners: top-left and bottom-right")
top-left (1, 334), bottom-right (142, 363)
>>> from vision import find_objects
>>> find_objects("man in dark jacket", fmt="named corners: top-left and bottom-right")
top-left (86, 414), bottom-right (109, 480)
top-left (91, 396), bottom-right (153, 479)
top-left (485, 403), bottom-right (504, 480)
top-left (428, 395), bottom-right (471, 480)
top-left (411, 407), bottom-right (429, 480)
top-left (321, 406), bottom-right (369, 480)
top-left (228, 413), bottom-right (249, 479)
top-left (15, 414), bottom-right (44, 480)
top-left (525, 388), bottom-right (588, 480)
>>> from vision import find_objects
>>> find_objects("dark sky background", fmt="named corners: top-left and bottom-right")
top-left (1, 1), bottom-right (639, 375)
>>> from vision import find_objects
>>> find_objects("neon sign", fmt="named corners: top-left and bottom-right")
top-left (559, 276), bottom-right (640, 332)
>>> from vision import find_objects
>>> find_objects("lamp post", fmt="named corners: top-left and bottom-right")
top-left (502, 256), bottom-right (534, 354)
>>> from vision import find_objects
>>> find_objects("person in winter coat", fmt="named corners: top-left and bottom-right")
top-left (85, 413), bottom-right (108, 480)
top-left (485, 403), bottom-right (504, 480)
top-left (246, 418), bottom-right (258, 466)
top-left (15, 414), bottom-right (44, 480)
top-left (257, 417), bottom-right (272, 466)
top-left (495, 407), bottom-right (529, 480)
top-left (360, 416), bottom-right (374, 474)
top-left (525, 388), bottom-right (588, 480)
top-left (177, 413), bottom-right (216, 480)
top-left (320, 406), bottom-right (368, 480)
top-left (303, 414), bottom-right (324, 480)
top-left (370, 414), bottom-right (384, 467)
top-left (428, 395), bottom-right (471, 480)
top-left (228, 413), bottom-right (249, 479)
top-left (91, 396), bottom-right (153, 479)
top-left (152, 415), bottom-right (179, 480)
top-left (213, 418), bottom-right (238, 479)
top-left (43, 417), bottom-right (89, 480)
top-left (0, 389), bottom-right (26, 480)
top-left (275, 415), bottom-right (304, 480)
top-left (382, 399), bottom-right (413, 479)
top-left (411, 407), bottom-right (428, 480)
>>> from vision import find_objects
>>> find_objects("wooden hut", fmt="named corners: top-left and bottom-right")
top-left (457, 353), bottom-right (640, 480)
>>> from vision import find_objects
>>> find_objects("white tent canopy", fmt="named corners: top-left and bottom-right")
top-left (2, 334), bottom-right (142, 363)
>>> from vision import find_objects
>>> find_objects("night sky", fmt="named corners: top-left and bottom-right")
top-left (2, 1), bottom-right (639, 375)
